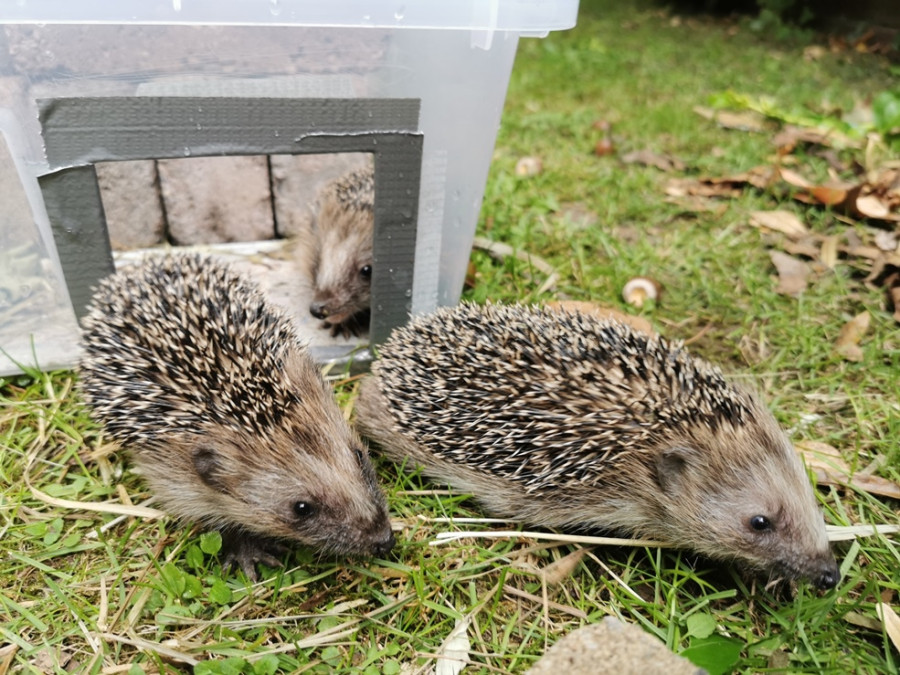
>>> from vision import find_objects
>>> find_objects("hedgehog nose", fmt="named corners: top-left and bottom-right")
top-left (310, 302), bottom-right (329, 320)
top-left (816, 563), bottom-right (841, 590)
top-left (372, 531), bottom-right (395, 558)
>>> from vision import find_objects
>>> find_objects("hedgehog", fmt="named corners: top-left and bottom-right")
top-left (294, 167), bottom-right (374, 337)
top-left (355, 303), bottom-right (840, 590)
top-left (79, 254), bottom-right (394, 579)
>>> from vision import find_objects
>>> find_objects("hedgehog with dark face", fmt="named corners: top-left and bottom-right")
top-left (79, 254), bottom-right (394, 579)
top-left (356, 303), bottom-right (840, 590)
top-left (295, 167), bottom-right (374, 337)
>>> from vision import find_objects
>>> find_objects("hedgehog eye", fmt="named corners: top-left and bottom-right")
top-left (293, 501), bottom-right (316, 519)
top-left (360, 265), bottom-right (372, 280)
top-left (749, 515), bottom-right (772, 532)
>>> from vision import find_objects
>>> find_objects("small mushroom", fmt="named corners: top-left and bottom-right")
top-left (622, 277), bottom-right (662, 308)
top-left (515, 156), bottom-right (543, 177)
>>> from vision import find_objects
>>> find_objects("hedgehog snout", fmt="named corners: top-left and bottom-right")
top-left (310, 301), bottom-right (329, 320)
top-left (814, 559), bottom-right (841, 590)
top-left (371, 529), bottom-right (396, 557)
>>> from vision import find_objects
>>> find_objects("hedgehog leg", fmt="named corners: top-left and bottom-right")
top-left (326, 309), bottom-right (371, 338)
top-left (219, 530), bottom-right (289, 582)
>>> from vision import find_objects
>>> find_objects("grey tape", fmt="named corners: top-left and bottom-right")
top-left (38, 166), bottom-right (114, 320)
top-left (38, 97), bottom-right (420, 168)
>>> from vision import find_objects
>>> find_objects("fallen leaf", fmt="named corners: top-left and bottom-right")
top-left (783, 236), bottom-right (823, 259)
top-left (844, 611), bottom-right (884, 631)
top-left (886, 271), bottom-right (900, 322)
top-left (750, 210), bottom-right (808, 239)
top-left (664, 177), bottom-right (741, 199)
top-left (856, 193), bottom-right (895, 220)
top-left (820, 236), bottom-right (839, 269)
top-left (542, 547), bottom-right (590, 586)
top-left (834, 311), bottom-right (870, 362)
top-left (779, 166), bottom-right (814, 189)
top-left (796, 440), bottom-right (900, 499)
top-left (811, 183), bottom-right (856, 206)
top-left (435, 617), bottom-right (470, 675)
top-left (772, 124), bottom-right (858, 151)
top-left (515, 156), bottom-right (543, 177)
top-left (770, 251), bottom-right (809, 296)
top-left (621, 148), bottom-right (685, 172)
top-left (713, 165), bottom-right (777, 189)
top-left (875, 230), bottom-right (898, 252)
top-left (803, 45), bottom-right (827, 61)
top-left (664, 193), bottom-right (729, 215)
top-left (876, 604), bottom-right (900, 655)
top-left (0, 644), bottom-right (19, 675)
top-left (694, 105), bottom-right (767, 132)
top-left (545, 300), bottom-right (655, 335)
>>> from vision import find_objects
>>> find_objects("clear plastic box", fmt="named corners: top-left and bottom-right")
top-left (0, 1), bottom-right (578, 375)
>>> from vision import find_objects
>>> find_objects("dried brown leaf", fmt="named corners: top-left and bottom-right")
top-left (542, 547), bottom-right (590, 586)
top-left (820, 235), bottom-right (839, 269)
top-left (0, 644), bottom-right (19, 675)
top-left (750, 210), bottom-right (808, 239)
top-left (693, 105), bottom-right (767, 132)
top-left (621, 148), bottom-right (685, 172)
top-left (835, 311), bottom-right (870, 362)
top-left (812, 183), bottom-right (855, 206)
top-left (772, 124), bottom-right (857, 151)
top-left (856, 193), bottom-right (892, 219)
top-left (783, 237), bottom-right (823, 259)
top-left (770, 250), bottom-right (809, 296)
top-left (844, 611), bottom-right (884, 631)
top-left (716, 165), bottom-right (777, 189)
top-left (876, 604), bottom-right (900, 655)
top-left (796, 440), bottom-right (900, 499)
top-left (545, 300), bottom-right (655, 335)
top-left (875, 230), bottom-right (898, 252)
top-left (887, 272), bottom-right (900, 323)
top-left (803, 45), bottom-right (828, 61)
top-left (664, 193), bottom-right (729, 215)
top-left (779, 166), bottom-right (814, 189)
top-left (665, 177), bottom-right (742, 199)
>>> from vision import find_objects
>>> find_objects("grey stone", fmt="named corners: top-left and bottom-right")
top-left (96, 160), bottom-right (166, 250)
top-left (270, 152), bottom-right (373, 238)
top-left (158, 155), bottom-right (274, 245)
top-left (525, 617), bottom-right (706, 675)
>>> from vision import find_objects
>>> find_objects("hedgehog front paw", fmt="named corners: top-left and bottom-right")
top-left (219, 531), bottom-right (289, 582)
top-left (325, 309), bottom-right (371, 338)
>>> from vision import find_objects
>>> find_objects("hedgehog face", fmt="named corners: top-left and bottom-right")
top-left (653, 435), bottom-right (839, 590)
top-left (183, 431), bottom-right (394, 559)
top-left (308, 193), bottom-right (374, 328)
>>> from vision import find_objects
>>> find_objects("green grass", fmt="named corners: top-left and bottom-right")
top-left (3, 1), bottom-right (900, 672)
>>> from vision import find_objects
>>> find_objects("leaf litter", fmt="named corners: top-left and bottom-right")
top-left (664, 94), bottom-right (900, 321)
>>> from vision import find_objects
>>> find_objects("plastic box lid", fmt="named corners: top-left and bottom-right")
top-left (0, 0), bottom-right (579, 34)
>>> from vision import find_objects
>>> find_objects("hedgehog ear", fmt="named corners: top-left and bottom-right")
top-left (655, 445), bottom-right (698, 495)
top-left (192, 445), bottom-right (228, 493)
